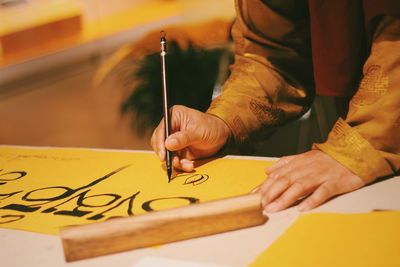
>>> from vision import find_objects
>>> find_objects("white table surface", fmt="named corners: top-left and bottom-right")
top-left (1, 150), bottom-right (399, 267)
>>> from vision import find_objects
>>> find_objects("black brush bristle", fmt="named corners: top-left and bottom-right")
top-left (121, 41), bottom-right (232, 135)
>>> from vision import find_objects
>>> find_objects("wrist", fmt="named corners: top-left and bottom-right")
top-left (206, 113), bottom-right (231, 148)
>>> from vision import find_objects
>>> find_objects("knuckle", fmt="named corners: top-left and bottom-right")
top-left (269, 172), bottom-right (287, 182)
top-left (268, 172), bottom-right (279, 180)
top-left (319, 184), bottom-right (332, 197)
top-left (305, 197), bottom-right (315, 208)
top-left (259, 183), bottom-right (271, 196)
top-left (180, 132), bottom-right (191, 145)
top-left (261, 193), bottom-right (272, 205)
top-left (350, 175), bottom-right (365, 187)
top-left (172, 104), bottom-right (185, 113)
top-left (285, 173), bottom-right (298, 184)
top-left (292, 181), bottom-right (307, 193)
top-left (278, 176), bottom-right (291, 187)
top-left (278, 195), bottom-right (290, 206)
top-left (281, 156), bottom-right (292, 164)
top-left (278, 157), bottom-right (290, 165)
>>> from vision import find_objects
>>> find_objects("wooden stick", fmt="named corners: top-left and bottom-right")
top-left (61, 193), bottom-right (267, 262)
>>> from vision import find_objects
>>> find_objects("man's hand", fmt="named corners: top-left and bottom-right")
top-left (151, 105), bottom-right (231, 171)
top-left (257, 150), bottom-right (365, 212)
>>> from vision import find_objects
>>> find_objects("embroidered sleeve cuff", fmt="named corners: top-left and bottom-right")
top-left (207, 101), bottom-right (252, 146)
top-left (313, 118), bottom-right (394, 184)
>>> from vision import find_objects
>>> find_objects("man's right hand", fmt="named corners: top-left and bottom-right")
top-left (150, 105), bottom-right (231, 172)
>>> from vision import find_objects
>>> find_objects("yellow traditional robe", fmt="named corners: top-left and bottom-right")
top-left (207, 0), bottom-right (400, 183)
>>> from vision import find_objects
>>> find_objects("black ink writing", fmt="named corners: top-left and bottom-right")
top-left (178, 173), bottom-right (209, 186)
top-left (0, 214), bottom-right (25, 224)
top-left (142, 197), bottom-right (199, 212)
top-left (0, 169), bottom-right (27, 185)
top-left (0, 165), bottom-right (208, 228)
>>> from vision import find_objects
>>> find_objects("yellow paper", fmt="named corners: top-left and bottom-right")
top-left (0, 146), bottom-right (273, 235)
top-left (250, 211), bottom-right (400, 267)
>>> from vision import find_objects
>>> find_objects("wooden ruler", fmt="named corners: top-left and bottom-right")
top-left (61, 193), bottom-right (268, 262)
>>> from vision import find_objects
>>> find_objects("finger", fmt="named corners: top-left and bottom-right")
top-left (180, 158), bottom-right (194, 172)
top-left (265, 152), bottom-right (320, 187)
top-left (298, 181), bottom-right (338, 211)
top-left (260, 159), bottom-right (318, 210)
top-left (150, 120), bottom-right (166, 161)
top-left (172, 155), bottom-right (183, 170)
top-left (259, 175), bottom-right (291, 208)
top-left (171, 152), bottom-right (194, 172)
top-left (265, 156), bottom-right (295, 173)
top-left (264, 179), bottom-right (318, 213)
top-left (251, 185), bottom-right (261, 193)
top-left (260, 160), bottom-right (291, 193)
top-left (259, 165), bottom-right (294, 203)
top-left (165, 130), bottom-right (194, 151)
top-left (298, 172), bottom-right (365, 212)
top-left (169, 105), bottom-right (185, 132)
top-left (258, 174), bottom-right (278, 195)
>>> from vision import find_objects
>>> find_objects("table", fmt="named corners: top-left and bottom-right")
top-left (1, 150), bottom-right (399, 267)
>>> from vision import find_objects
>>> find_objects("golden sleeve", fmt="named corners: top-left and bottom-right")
top-left (314, 16), bottom-right (400, 183)
top-left (206, 0), bottom-right (314, 147)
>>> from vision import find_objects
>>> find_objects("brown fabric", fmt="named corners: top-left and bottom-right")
top-left (309, 0), bottom-right (400, 97)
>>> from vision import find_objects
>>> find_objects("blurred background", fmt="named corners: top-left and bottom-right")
top-left (0, 0), bottom-right (337, 156)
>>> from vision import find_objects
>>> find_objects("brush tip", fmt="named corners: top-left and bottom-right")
top-left (167, 167), bottom-right (172, 183)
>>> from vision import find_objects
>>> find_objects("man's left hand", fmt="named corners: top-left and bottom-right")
top-left (257, 150), bottom-right (365, 212)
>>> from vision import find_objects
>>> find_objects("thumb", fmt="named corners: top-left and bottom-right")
top-left (165, 130), bottom-right (195, 151)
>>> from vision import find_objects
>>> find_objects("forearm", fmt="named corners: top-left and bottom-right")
top-left (207, 0), bottom-right (314, 147)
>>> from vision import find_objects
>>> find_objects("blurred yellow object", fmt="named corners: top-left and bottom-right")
top-left (81, 0), bottom-right (180, 41)
top-left (0, 0), bottom-right (82, 63)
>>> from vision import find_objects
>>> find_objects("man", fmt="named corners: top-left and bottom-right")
top-left (151, 0), bottom-right (400, 212)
